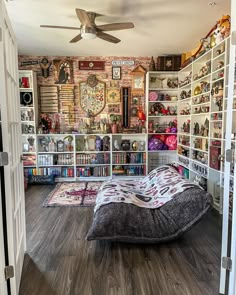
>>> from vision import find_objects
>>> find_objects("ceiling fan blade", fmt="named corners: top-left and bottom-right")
top-left (96, 22), bottom-right (134, 31)
top-left (70, 34), bottom-right (82, 43)
top-left (75, 8), bottom-right (92, 27)
top-left (40, 25), bottom-right (79, 30)
top-left (97, 32), bottom-right (120, 43)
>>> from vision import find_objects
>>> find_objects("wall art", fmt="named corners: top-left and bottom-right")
top-left (79, 61), bottom-right (105, 70)
top-left (108, 104), bottom-right (121, 114)
top-left (112, 67), bottom-right (121, 80)
top-left (53, 59), bottom-right (74, 84)
top-left (107, 88), bottom-right (120, 103)
top-left (79, 80), bottom-right (106, 116)
top-left (40, 58), bottom-right (52, 78)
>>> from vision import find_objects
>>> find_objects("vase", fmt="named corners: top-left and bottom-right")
top-left (121, 140), bottom-right (130, 151)
top-left (111, 123), bottom-right (117, 134)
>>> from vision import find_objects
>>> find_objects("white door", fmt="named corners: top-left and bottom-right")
top-left (219, 1), bottom-right (236, 294)
top-left (0, 175), bottom-right (8, 295)
top-left (0, 0), bottom-right (26, 294)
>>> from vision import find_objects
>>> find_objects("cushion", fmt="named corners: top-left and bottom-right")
top-left (86, 187), bottom-right (212, 243)
top-left (28, 175), bottom-right (55, 185)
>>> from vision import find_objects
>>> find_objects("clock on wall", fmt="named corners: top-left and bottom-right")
top-left (130, 65), bottom-right (146, 95)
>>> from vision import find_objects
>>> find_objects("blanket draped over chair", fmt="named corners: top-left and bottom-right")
top-left (94, 165), bottom-right (200, 213)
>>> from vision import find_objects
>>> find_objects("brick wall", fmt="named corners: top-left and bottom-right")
top-left (18, 55), bottom-right (153, 132)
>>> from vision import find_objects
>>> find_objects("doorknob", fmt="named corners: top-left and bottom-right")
top-left (218, 154), bottom-right (225, 162)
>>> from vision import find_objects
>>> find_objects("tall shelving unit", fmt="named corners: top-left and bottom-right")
top-left (19, 70), bottom-right (38, 175)
top-left (177, 37), bottom-right (232, 211)
top-left (146, 71), bottom-right (178, 172)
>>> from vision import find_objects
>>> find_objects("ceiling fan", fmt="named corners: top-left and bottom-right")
top-left (40, 8), bottom-right (134, 44)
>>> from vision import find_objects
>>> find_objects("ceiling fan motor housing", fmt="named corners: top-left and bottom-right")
top-left (81, 26), bottom-right (97, 39)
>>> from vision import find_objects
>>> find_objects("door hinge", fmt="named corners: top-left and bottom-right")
top-left (4, 265), bottom-right (14, 280)
top-left (0, 152), bottom-right (8, 166)
top-left (231, 30), bottom-right (236, 45)
top-left (0, 27), bottom-right (2, 42)
top-left (222, 257), bottom-right (232, 271)
top-left (225, 149), bottom-right (236, 164)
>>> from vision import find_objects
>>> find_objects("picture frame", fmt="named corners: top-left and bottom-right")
top-left (86, 135), bottom-right (96, 151)
top-left (112, 67), bottom-right (121, 80)
top-left (107, 88), bottom-right (120, 103)
top-left (108, 104), bottom-right (121, 114)
top-left (23, 143), bottom-right (29, 152)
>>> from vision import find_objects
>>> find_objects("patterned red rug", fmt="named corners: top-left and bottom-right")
top-left (43, 182), bottom-right (103, 207)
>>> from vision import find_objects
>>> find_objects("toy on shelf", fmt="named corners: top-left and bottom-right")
top-left (179, 135), bottom-right (190, 146)
top-left (193, 106), bottom-right (210, 114)
top-left (148, 119), bottom-right (177, 134)
top-left (180, 103), bottom-right (191, 115)
top-left (192, 150), bottom-right (208, 165)
top-left (192, 94), bottom-right (210, 105)
top-left (148, 134), bottom-right (177, 151)
top-left (180, 89), bottom-right (191, 100)
top-left (149, 103), bottom-right (177, 116)
top-left (219, 15), bottom-right (231, 39)
top-left (179, 72), bottom-right (192, 87)
top-left (180, 120), bottom-right (190, 134)
top-left (193, 118), bottom-right (209, 137)
top-left (178, 145), bottom-right (189, 157)
top-left (193, 62), bottom-right (211, 81)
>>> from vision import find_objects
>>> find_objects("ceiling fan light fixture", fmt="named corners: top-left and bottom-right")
top-left (81, 26), bottom-right (97, 39)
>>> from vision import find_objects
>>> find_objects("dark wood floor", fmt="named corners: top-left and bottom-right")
top-left (19, 184), bottom-right (222, 295)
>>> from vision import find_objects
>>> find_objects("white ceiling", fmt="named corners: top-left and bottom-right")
top-left (5, 0), bottom-right (231, 57)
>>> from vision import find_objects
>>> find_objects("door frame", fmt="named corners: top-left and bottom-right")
top-left (0, 177), bottom-right (7, 295)
top-left (220, 1), bottom-right (236, 293)
top-left (0, 0), bottom-right (26, 293)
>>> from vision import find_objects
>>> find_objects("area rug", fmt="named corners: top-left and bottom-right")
top-left (43, 182), bottom-right (103, 207)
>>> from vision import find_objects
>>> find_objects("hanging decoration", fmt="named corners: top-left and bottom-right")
top-left (79, 77), bottom-right (106, 117)
top-left (40, 58), bottom-right (52, 78)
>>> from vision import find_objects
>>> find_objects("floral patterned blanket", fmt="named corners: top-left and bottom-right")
top-left (94, 165), bottom-right (200, 213)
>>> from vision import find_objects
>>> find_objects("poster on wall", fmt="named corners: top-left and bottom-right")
top-left (53, 59), bottom-right (74, 84)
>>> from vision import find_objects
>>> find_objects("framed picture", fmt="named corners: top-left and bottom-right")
top-left (86, 135), bottom-right (96, 151)
top-left (112, 67), bottom-right (121, 80)
top-left (23, 143), bottom-right (29, 152)
top-left (108, 104), bottom-right (121, 114)
top-left (107, 88), bottom-right (120, 103)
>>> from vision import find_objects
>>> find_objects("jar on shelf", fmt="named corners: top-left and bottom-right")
top-left (96, 137), bottom-right (102, 151)
top-left (57, 140), bottom-right (64, 152)
top-left (121, 140), bottom-right (130, 151)
top-left (49, 138), bottom-right (56, 152)
top-left (138, 141), bottom-right (146, 151)
top-left (132, 141), bottom-right (138, 151)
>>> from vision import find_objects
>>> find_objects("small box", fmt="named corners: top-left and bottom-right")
top-left (210, 146), bottom-right (221, 170)
top-left (156, 55), bottom-right (182, 71)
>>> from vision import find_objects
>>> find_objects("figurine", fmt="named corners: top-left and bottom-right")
top-left (194, 122), bottom-right (200, 135)
top-left (114, 139), bottom-right (120, 151)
